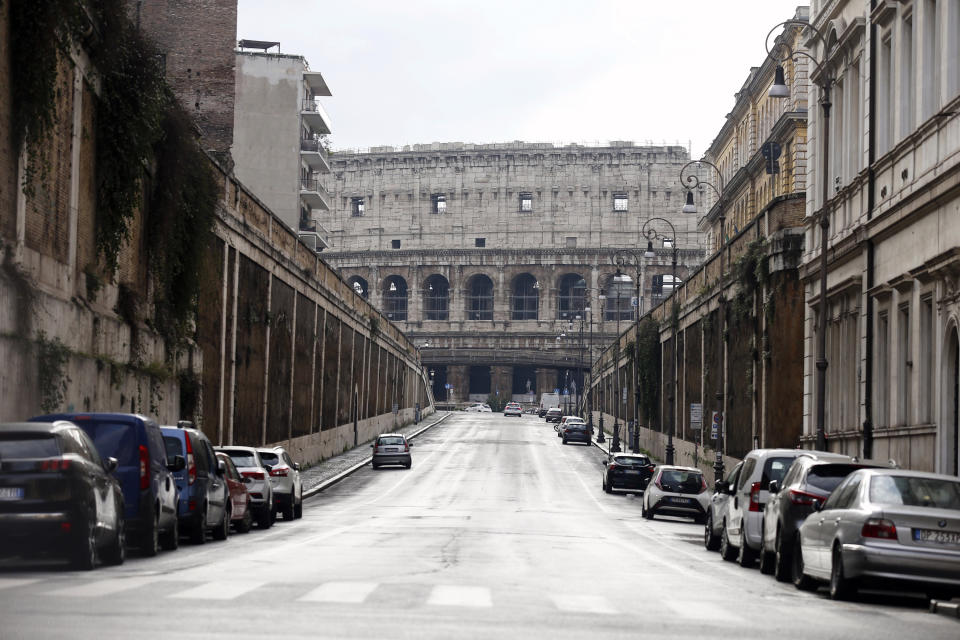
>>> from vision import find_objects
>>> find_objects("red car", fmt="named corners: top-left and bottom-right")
top-left (216, 452), bottom-right (253, 533)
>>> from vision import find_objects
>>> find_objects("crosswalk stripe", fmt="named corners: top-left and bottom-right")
top-left (46, 576), bottom-right (160, 598)
top-left (298, 581), bottom-right (379, 604)
top-left (168, 581), bottom-right (266, 600)
top-left (663, 599), bottom-right (742, 623)
top-left (426, 585), bottom-right (492, 608)
top-left (551, 594), bottom-right (618, 615)
top-left (0, 578), bottom-right (40, 591)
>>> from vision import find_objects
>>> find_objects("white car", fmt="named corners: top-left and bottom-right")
top-left (466, 403), bottom-right (492, 412)
top-left (257, 446), bottom-right (303, 521)
top-left (641, 465), bottom-right (711, 522)
top-left (215, 446), bottom-right (275, 529)
top-left (503, 403), bottom-right (523, 417)
top-left (555, 415), bottom-right (584, 436)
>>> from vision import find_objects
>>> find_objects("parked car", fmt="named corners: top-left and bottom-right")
top-left (545, 408), bottom-right (563, 423)
top-left (0, 421), bottom-right (126, 569)
top-left (371, 433), bottom-right (412, 469)
top-left (31, 413), bottom-right (182, 556)
top-left (555, 415), bottom-right (584, 434)
top-left (215, 452), bottom-right (253, 533)
top-left (602, 454), bottom-right (654, 493)
top-left (161, 424), bottom-right (230, 544)
top-left (562, 422), bottom-right (591, 445)
top-left (466, 403), bottom-right (492, 413)
top-left (715, 448), bottom-right (811, 567)
top-left (215, 446), bottom-right (274, 529)
top-left (503, 403), bottom-right (523, 417)
top-left (537, 408), bottom-right (549, 418)
top-left (794, 469), bottom-right (960, 600)
top-left (257, 446), bottom-right (303, 520)
top-left (641, 465), bottom-right (710, 522)
top-left (760, 452), bottom-right (891, 580)
top-left (704, 461), bottom-right (743, 552)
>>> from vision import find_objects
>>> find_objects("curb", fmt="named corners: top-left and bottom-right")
top-left (302, 412), bottom-right (454, 499)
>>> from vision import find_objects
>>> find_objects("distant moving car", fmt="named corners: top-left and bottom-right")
top-left (257, 446), bottom-right (303, 520)
top-left (215, 446), bottom-right (274, 529)
top-left (466, 403), bottom-right (492, 413)
top-left (32, 412), bottom-right (183, 556)
top-left (794, 469), bottom-right (960, 600)
top-left (602, 454), bottom-right (655, 494)
top-left (0, 421), bottom-right (126, 570)
top-left (371, 433), bottom-right (412, 469)
top-left (556, 416), bottom-right (585, 437)
top-left (545, 408), bottom-right (563, 423)
top-left (215, 452), bottom-right (252, 533)
top-left (562, 422), bottom-right (590, 445)
top-left (760, 452), bottom-right (891, 579)
top-left (161, 424), bottom-right (230, 544)
top-left (642, 465), bottom-right (710, 522)
top-left (503, 403), bottom-right (523, 417)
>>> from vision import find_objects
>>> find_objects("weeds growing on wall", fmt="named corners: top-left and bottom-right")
top-left (35, 331), bottom-right (71, 413)
top-left (636, 317), bottom-right (661, 425)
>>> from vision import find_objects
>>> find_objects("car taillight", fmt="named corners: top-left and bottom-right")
top-left (185, 435), bottom-right (196, 486)
top-left (655, 476), bottom-right (664, 490)
top-left (788, 489), bottom-right (823, 506)
top-left (699, 476), bottom-right (708, 494)
top-left (242, 471), bottom-right (264, 480)
top-left (404, 442), bottom-right (410, 452)
top-left (861, 518), bottom-right (898, 539)
top-left (269, 467), bottom-right (288, 477)
top-left (608, 463), bottom-right (617, 471)
top-left (749, 482), bottom-right (762, 512)
top-left (139, 445), bottom-right (150, 490)
top-left (40, 458), bottom-right (71, 471)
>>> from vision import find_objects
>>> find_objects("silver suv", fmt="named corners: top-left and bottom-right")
top-left (215, 446), bottom-right (275, 529)
top-left (257, 447), bottom-right (303, 521)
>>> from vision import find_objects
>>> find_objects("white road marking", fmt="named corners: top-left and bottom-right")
top-left (551, 594), bottom-right (618, 614)
top-left (663, 599), bottom-right (743, 623)
top-left (46, 576), bottom-right (160, 598)
top-left (0, 578), bottom-right (40, 591)
top-left (426, 585), bottom-right (492, 608)
top-left (167, 580), bottom-right (265, 600)
top-left (298, 581), bottom-right (379, 603)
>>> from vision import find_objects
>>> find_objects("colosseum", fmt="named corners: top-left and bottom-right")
top-left (319, 141), bottom-right (706, 407)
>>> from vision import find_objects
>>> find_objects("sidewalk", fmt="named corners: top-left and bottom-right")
top-left (300, 411), bottom-right (453, 498)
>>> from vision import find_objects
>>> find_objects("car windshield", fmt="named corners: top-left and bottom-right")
top-left (614, 456), bottom-right (649, 467)
top-left (0, 434), bottom-right (60, 458)
top-left (807, 464), bottom-right (866, 492)
top-left (220, 449), bottom-right (258, 467)
top-left (659, 470), bottom-right (703, 493)
top-left (869, 475), bottom-right (960, 509)
top-left (163, 435), bottom-right (183, 460)
top-left (378, 437), bottom-right (405, 446)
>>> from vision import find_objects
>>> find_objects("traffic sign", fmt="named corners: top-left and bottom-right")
top-left (690, 403), bottom-right (703, 431)
top-left (554, 388), bottom-right (559, 394)
top-left (710, 411), bottom-right (724, 440)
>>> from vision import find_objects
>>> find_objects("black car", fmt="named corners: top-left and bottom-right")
top-left (0, 421), bottom-right (126, 569)
top-left (602, 454), bottom-right (655, 493)
top-left (562, 423), bottom-right (591, 445)
top-left (759, 452), bottom-right (890, 580)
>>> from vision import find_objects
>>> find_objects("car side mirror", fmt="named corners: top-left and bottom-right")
top-left (263, 464), bottom-right (273, 473)
top-left (811, 500), bottom-right (822, 512)
top-left (218, 460), bottom-right (227, 475)
top-left (293, 463), bottom-right (301, 471)
top-left (167, 455), bottom-right (186, 472)
top-left (242, 476), bottom-right (253, 484)
top-left (768, 480), bottom-right (779, 494)
top-left (104, 457), bottom-right (119, 473)
top-left (370, 443), bottom-right (374, 448)
top-left (407, 443), bottom-right (413, 448)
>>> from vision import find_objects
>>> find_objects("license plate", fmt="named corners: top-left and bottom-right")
top-left (625, 470), bottom-right (640, 475)
top-left (0, 487), bottom-right (24, 501)
top-left (670, 497), bottom-right (691, 504)
top-left (913, 529), bottom-right (960, 545)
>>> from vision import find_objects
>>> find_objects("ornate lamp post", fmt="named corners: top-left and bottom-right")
top-left (613, 250), bottom-right (643, 454)
top-left (609, 273), bottom-right (632, 454)
top-left (680, 160), bottom-right (727, 482)
top-left (597, 289), bottom-right (606, 443)
top-left (766, 19), bottom-right (834, 452)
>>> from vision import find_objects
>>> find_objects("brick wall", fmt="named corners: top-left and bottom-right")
top-left (0, 3), bottom-right (16, 242)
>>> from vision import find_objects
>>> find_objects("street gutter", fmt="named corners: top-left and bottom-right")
top-left (302, 412), bottom-right (454, 498)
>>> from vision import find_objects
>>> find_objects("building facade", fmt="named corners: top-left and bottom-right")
top-left (319, 142), bottom-right (704, 405)
top-left (232, 43), bottom-right (333, 245)
top-left (801, 0), bottom-right (960, 474)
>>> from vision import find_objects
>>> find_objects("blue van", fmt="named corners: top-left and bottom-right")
top-left (30, 413), bottom-right (183, 556)
top-left (160, 424), bottom-right (230, 544)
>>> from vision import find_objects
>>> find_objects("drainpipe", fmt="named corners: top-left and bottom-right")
top-left (863, 0), bottom-right (878, 459)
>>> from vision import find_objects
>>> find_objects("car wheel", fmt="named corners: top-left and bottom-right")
top-left (737, 532), bottom-right (756, 567)
top-left (719, 523), bottom-right (737, 562)
top-left (405, 461), bottom-right (412, 469)
top-left (141, 512), bottom-right (160, 557)
top-left (829, 545), bottom-right (856, 600)
top-left (562, 438), bottom-right (568, 445)
top-left (160, 513), bottom-right (179, 551)
top-left (603, 478), bottom-right (612, 494)
top-left (257, 508), bottom-right (273, 529)
top-left (759, 529), bottom-right (775, 575)
top-left (372, 463), bottom-right (380, 469)
top-left (72, 525), bottom-right (98, 571)
top-left (190, 505), bottom-right (207, 545)
top-left (294, 496), bottom-right (303, 519)
top-left (102, 517), bottom-right (126, 566)
top-left (704, 514), bottom-right (721, 551)
top-left (792, 537), bottom-right (817, 591)
top-left (236, 507), bottom-right (252, 533)
top-left (773, 528), bottom-right (791, 582)
top-left (282, 498), bottom-right (295, 521)
top-left (213, 506), bottom-right (230, 541)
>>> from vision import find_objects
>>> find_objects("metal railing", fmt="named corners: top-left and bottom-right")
top-left (299, 138), bottom-right (328, 157)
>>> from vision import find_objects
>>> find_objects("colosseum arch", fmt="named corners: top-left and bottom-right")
top-left (423, 274), bottom-right (450, 321)
top-left (465, 274), bottom-right (494, 321)
top-left (382, 275), bottom-right (408, 322)
top-left (511, 273), bottom-right (539, 321)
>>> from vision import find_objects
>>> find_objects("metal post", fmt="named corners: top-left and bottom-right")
top-left (633, 272), bottom-right (641, 453)
top-left (612, 302), bottom-right (621, 453)
top-left (666, 248), bottom-right (677, 465)
top-left (597, 297), bottom-right (605, 443)
top-left (815, 83), bottom-right (832, 453)
top-left (715, 213), bottom-right (726, 484)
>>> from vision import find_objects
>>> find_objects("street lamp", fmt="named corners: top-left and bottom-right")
top-left (765, 19), bottom-right (834, 453)
top-left (680, 159), bottom-right (727, 482)
top-left (597, 290), bottom-right (606, 443)
top-left (613, 250), bottom-right (644, 454)
top-left (609, 272), bottom-right (632, 454)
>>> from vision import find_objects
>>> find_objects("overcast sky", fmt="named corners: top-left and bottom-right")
top-left (237, 0), bottom-right (806, 157)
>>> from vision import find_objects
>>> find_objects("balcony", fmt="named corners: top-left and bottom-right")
top-left (301, 98), bottom-right (332, 134)
top-left (299, 177), bottom-right (330, 210)
top-left (300, 138), bottom-right (330, 173)
top-left (298, 219), bottom-right (329, 252)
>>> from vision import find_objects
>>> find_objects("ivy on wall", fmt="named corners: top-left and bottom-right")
top-left (636, 316), bottom-right (661, 425)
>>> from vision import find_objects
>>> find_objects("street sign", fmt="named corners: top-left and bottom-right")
top-left (444, 383), bottom-right (452, 389)
top-left (622, 387), bottom-right (627, 403)
top-left (690, 403), bottom-right (703, 430)
top-left (563, 389), bottom-right (569, 395)
top-left (554, 388), bottom-right (559, 394)
top-left (631, 296), bottom-right (639, 307)
top-left (710, 411), bottom-right (724, 440)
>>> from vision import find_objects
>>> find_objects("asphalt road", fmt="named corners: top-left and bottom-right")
top-left (0, 413), bottom-right (956, 639)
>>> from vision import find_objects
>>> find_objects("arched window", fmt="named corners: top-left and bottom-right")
top-left (511, 273), bottom-right (539, 320)
top-left (466, 274), bottom-right (494, 321)
top-left (604, 273), bottom-right (634, 321)
top-left (558, 274), bottom-right (586, 320)
top-left (348, 275), bottom-right (369, 299)
top-left (383, 275), bottom-right (408, 322)
top-left (424, 274), bottom-right (449, 321)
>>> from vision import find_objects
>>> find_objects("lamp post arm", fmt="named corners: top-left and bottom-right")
top-left (680, 159), bottom-right (725, 198)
